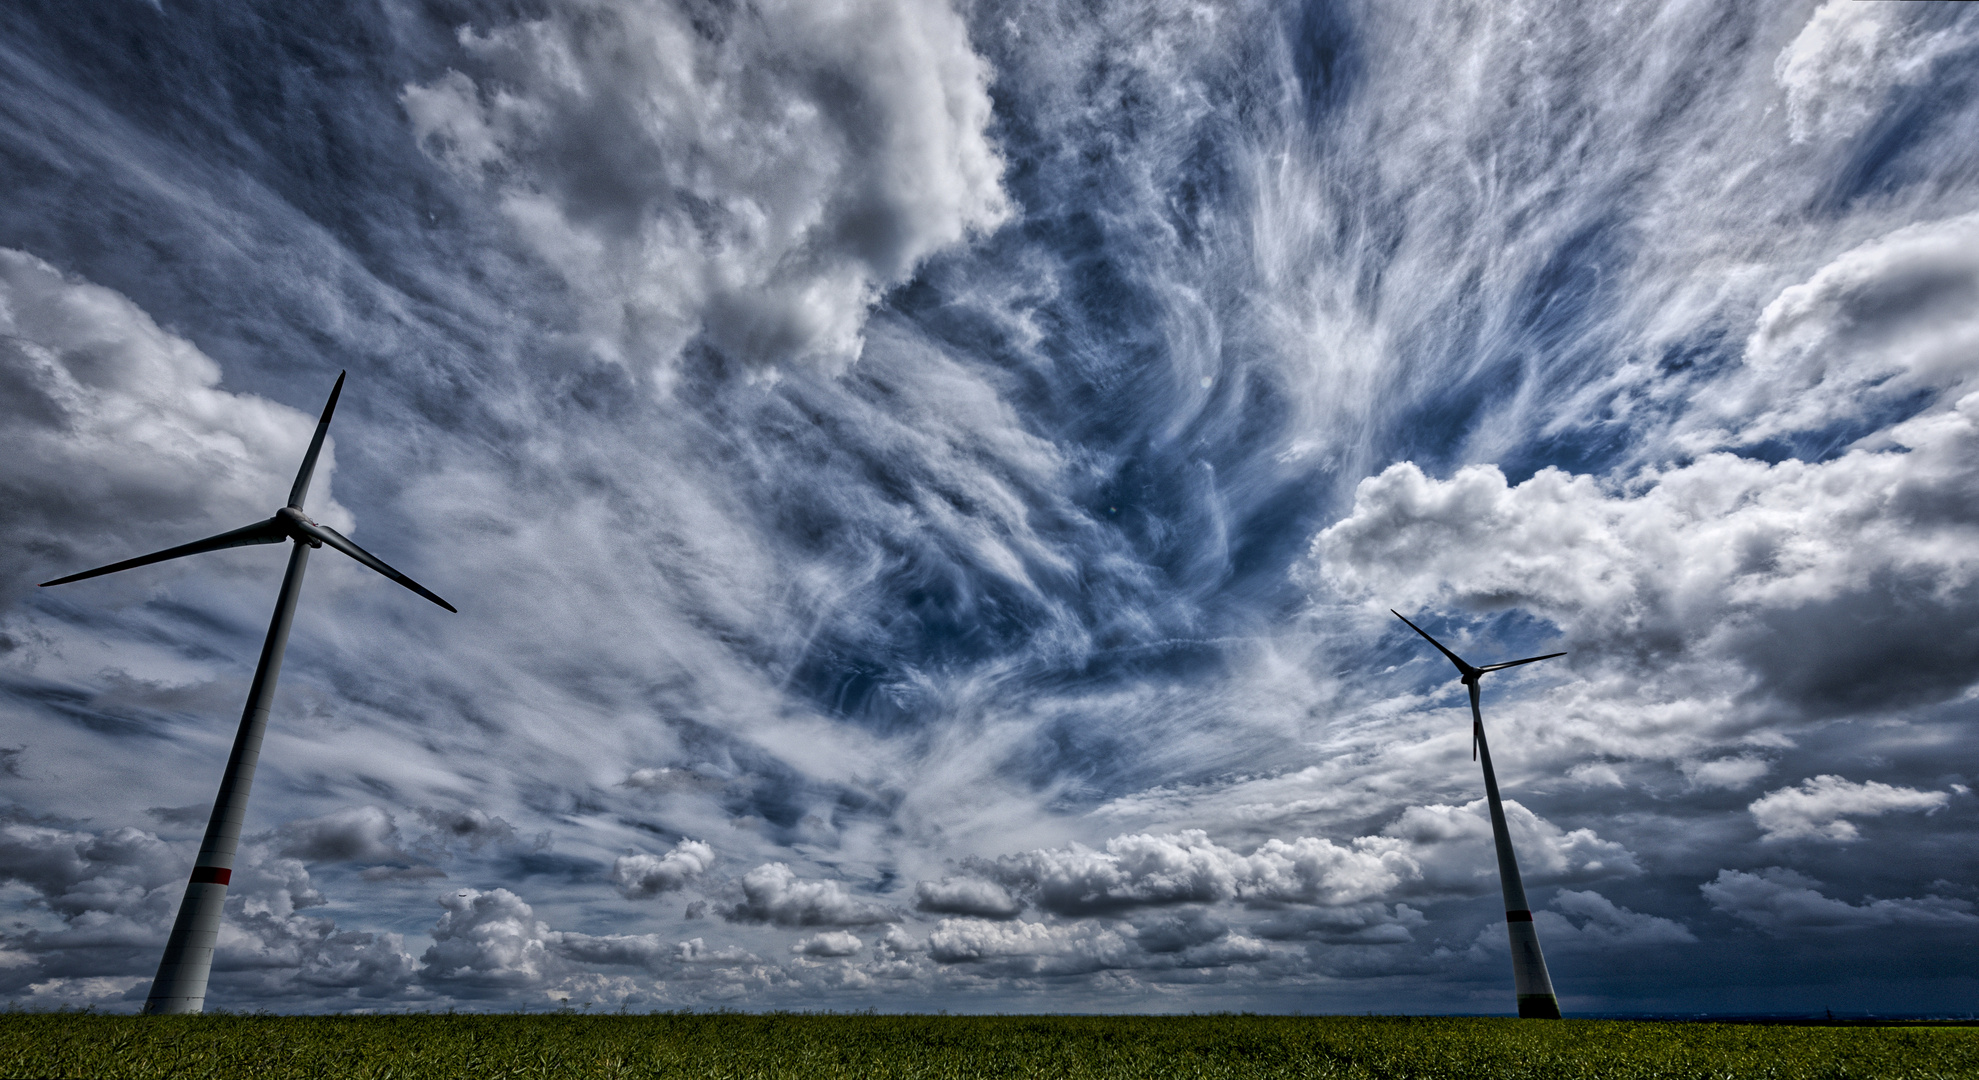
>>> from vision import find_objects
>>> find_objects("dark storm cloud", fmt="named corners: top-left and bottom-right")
top-left (2, 0), bottom-right (1979, 1015)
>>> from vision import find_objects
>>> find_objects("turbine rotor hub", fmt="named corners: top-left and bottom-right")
top-left (275, 506), bottom-right (322, 546)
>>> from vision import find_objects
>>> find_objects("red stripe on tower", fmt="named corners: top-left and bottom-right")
top-left (189, 866), bottom-right (232, 886)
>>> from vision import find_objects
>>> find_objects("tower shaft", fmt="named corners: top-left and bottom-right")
top-left (1470, 684), bottom-right (1560, 1020)
top-left (143, 539), bottom-right (311, 1015)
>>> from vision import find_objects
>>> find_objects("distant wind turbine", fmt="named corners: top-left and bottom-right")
top-left (1392, 610), bottom-right (1564, 1020)
top-left (39, 372), bottom-right (454, 1015)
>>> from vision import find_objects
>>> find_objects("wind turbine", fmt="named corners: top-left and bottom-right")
top-left (1392, 610), bottom-right (1564, 1019)
top-left (39, 372), bottom-right (454, 1015)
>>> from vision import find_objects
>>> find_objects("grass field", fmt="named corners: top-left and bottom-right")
top-left (2, 1013), bottom-right (1975, 1079)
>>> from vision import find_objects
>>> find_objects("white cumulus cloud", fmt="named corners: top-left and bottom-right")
top-left (420, 887), bottom-right (559, 991)
top-left (1775, 2), bottom-right (1972, 144)
top-left (403, 0), bottom-right (1009, 371)
top-left (792, 931), bottom-right (863, 957)
top-left (983, 829), bottom-right (1413, 915)
top-left (0, 248), bottom-right (348, 602)
top-left (925, 917), bottom-right (1135, 975)
top-left (722, 863), bottom-right (896, 926)
top-left (1720, 213), bottom-right (1979, 444)
top-left (913, 876), bottom-right (1023, 919)
top-left (1748, 775), bottom-right (1949, 842)
top-left (610, 839), bottom-right (716, 899)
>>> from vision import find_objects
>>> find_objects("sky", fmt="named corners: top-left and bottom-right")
top-left (2, 0), bottom-right (1978, 1016)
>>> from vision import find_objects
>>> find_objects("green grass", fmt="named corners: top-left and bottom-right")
top-left (2, 1013), bottom-right (1975, 1079)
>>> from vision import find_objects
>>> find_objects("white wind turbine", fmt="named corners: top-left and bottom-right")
top-left (39, 372), bottom-right (454, 1014)
top-left (1392, 610), bottom-right (1564, 1019)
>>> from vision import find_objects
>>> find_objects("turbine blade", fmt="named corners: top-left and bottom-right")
top-left (287, 371), bottom-right (346, 510)
top-left (1391, 610), bottom-right (1476, 675)
top-left (38, 518), bottom-right (288, 587)
top-left (292, 519), bottom-right (456, 613)
top-left (1468, 680), bottom-right (1482, 761)
top-left (1476, 651), bottom-right (1566, 673)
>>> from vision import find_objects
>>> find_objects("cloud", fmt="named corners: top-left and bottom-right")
top-left (672, 938), bottom-right (759, 966)
top-left (145, 805), bottom-right (209, 828)
top-left (1377, 802), bottom-right (1641, 896)
top-left (981, 829), bottom-right (1410, 915)
top-left (925, 917), bottom-right (1135, 975)
top-left (419, 888), bottom-right (558, 991)
top-left (18, 976), bottom-right (149, 1008)
top-left (0, 248), bottom-right (349, 603)
top-left (609, 839), bottom-right (716, 899)
top-left (979, 818), bottom-right (1633, 920)
top-left (1747, 775), bottom-right (1949, 842)
top-left (721, 863), bottom-right (897, 927)
top-left (268, 806), bottom-right (518, 878)
top-left (622, 767), bottom-right (722, 793)
top-left (1249, 903), bottom-right (1425, 946)
top-left (402, 0), bottom-right (1009, 370)
top-left (1316, 212), bottom-right (1979, 737)
top-left (0, 812), bottom-right (182, 925)
top-left (1681, 757), bottom-right (1773, 792)
top-left (542, 972), bottom-right (660, 1008)
top-left (291, 930), bottom-right (418, 998)
top-left (413, 808), bottom-right (519, 854)
top-left (1721, 214), bottom-right (1979, 444)
top-left (1775, 2), bottom-right (1973, 143)
top-left (1702, 868), bottom-right (1979, 933)
top-left (550, 931), bottom-right (674, 973)
top-left (792, 931), bottom-right (863, 958)
top-left (1537, 890), bottom-right (1696, 947)
top-left (360, 865), bottom-right (448, 883)
top-left (913, 876), bottom-right (1023, 919)
top-left (922, 912), bottom-right (1281, 978)
top-left (0, 811), bottom-right (417, 1004)
top-left (274, 806), bottom-right (411, 865)
top-left (1317, 403), bottom-right (1979, 722)
top-left (419, 888), bottom-right (755, 987)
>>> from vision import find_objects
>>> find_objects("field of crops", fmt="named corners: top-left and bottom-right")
top-left (2, 1013), bottom-right (1974, 1079)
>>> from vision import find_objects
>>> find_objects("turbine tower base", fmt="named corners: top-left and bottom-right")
top-left (1518, 993), bottom-right (1563, 1019)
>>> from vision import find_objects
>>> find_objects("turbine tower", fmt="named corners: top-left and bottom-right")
top-left (1392, 610), bottom-right (1564, 1019)
top-left (39, 372), bottom-right (454, 1015)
